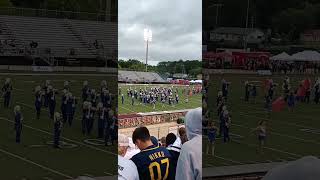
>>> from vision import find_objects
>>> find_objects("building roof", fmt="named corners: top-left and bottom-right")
top-left (212, 27), bottom-right (262, 35)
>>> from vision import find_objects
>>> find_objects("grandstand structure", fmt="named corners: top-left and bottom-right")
top-left (0, 8), bottom-right (117, 67)
top-left (118, 70), bottom-right (166, 83)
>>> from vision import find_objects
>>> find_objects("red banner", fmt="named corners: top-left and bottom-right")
top-left (119, 111), bottom-right (187, 128)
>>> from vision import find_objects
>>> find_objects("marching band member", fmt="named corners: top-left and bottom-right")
top-left (14, 105), bottom-right (23, 143)
top-left (34, 85), bottom-right (42, 120)
top-left (2, 78), bottom-right (13, 108)
top-left (53, 112), bottom-right (63, 148)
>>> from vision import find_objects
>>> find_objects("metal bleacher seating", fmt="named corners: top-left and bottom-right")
top-left (118, 70), bottom-right (166, 83)
top-left (0, 15), bottom-right (117, 60)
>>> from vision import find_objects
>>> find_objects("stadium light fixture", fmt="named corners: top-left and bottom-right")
top-left (144, 28), bottom-right (152, 72)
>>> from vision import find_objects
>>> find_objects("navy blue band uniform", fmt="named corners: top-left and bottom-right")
top-left (131, 145), bottom-right (174, 180)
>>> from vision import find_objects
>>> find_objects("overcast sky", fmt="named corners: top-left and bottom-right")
top-left (119, 0), bottom-right (202, 66)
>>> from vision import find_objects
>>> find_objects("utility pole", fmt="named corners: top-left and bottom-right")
top-left (244, 0), bottom-right (250, 51)
top-left (209, 3), bottom-right (223, 27)
top-left (105, 0), bottom-right (111, 21)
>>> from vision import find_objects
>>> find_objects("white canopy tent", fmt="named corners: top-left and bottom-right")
top-left (290, 50), bottom-right (320, 62)
top-left (270, 52), bottom-right (292, 61)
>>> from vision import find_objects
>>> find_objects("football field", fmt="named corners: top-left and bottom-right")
top-left (0, 73), bottom-right (117, 180)
top-left (118, 84), bottom-right (202, 115)
top-left (204, 74), bottom-right (320, 168)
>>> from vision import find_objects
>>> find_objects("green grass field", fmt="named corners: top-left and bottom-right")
top-left (118, 84), bottom-right (202, 115)
top-left (203, 74), bottom-right (320, 168)
top-left (0, 73), bottom-right (117, 180)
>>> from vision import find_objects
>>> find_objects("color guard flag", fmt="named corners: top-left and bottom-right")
top-left (272, 97), bottom-right (286, 112)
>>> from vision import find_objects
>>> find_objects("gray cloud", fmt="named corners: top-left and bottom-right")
top-left (119, 0), bottom-right (202, 65)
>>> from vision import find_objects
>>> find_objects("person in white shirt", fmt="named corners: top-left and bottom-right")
top-left (118, 134), bottom-right (140, 180)
top-left (124, 137), bottom-right (140, 159)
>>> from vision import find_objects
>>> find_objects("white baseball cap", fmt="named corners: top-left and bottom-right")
top-left (118, 134), bottom-right (129, 147)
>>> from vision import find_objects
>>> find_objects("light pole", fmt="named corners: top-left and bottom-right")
top-left (244, 0), bottom-right (250, 51)
top-left (144, 28), bottom-right (152, 72)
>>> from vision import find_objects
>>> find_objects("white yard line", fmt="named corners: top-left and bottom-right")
top-left (83, 174), bottom-right (94, 177)
top-left (42, 177), bottom-right (53, 180)
top-left (214, 155), bottom-right (244, 165)
top-left (0, 148), bottom-right (73, 179)
top-left (231, 122), bottom-right (320, 146)
top-left (0, 117), bottom-right (117, 156)
top-left (104, 172), bottom-right (113, 176)
top-left (232, 139), bottom-right (302, 158)
top-left (239, 112), bottom-right (319, 130)
top-left (16, 101), bottom-right (82, 122)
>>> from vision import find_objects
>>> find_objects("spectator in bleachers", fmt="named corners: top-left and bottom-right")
top-left (176, 108), bottom-right (202, 180)
top-left (166, 133), bottom-right (182, 179)
top-left (160, 136), bottom-right (166, 147)
top-left (178, 127), bottom-right (188, 144)
top-left (130, 126), bottom-right (174, 180)
top-left (118, 134), bottom-right (140, 180)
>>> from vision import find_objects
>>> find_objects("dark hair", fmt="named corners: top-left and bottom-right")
top-left (178, 127), bottom-right (186, 136)
top-left (132, 126), bottom-right (151, 144)
top-left (165, 133), bottom-right (177, 147)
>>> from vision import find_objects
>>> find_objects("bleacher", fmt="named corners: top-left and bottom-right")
top-left (0, 15), bottom-right (117, 66)
top-left (118, 70), bottom-right (166, 83)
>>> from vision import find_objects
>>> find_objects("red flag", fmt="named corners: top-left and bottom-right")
top-left (272, 97), bottom-right (286, 112)
top-left (303, 79), bottom-right (311, 90)
top-left (297, 86), bottom-right (306, 97)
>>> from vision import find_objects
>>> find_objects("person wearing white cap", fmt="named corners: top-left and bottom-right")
top-left (175, 108), bottom-right (202, 180)
top-left (118, 134), bottom-right (139, 180)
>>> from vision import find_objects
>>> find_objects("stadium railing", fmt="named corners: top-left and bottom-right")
top-left (0, 65), bottom-right (117, 73)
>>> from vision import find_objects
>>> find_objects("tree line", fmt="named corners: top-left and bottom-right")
top-left (119, 59), bottom-right (202, 78)
top-left (204, 0), bottom-right (320, 42)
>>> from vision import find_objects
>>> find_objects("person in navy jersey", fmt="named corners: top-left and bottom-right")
top-left (48, 86), bottom-right (57, 119)
top-left (66, 92), bottom-right (75, 126)
top-left (175, 94), bottom-right (179, 104)
top-left (288, 91), bottom-right (295, 112)
top-left (222, 107), bottom-right (231, 143)
top-left (205, 121), bottom-right (218, 156)
top-left (63, 80), bottom-right (70, 91)
top-left (107, 91), bottom-right (113, 108)
top-left (251, 85), bottom-right (257, 104)
top-left (131, 126), bottom-right (173, 180)
top-left (107, 109), bottom-right (117, 145)
top-left (34, 86), bottom-right (42, 120)
top-left (221, 78), bottom-right (229, 101)
top-left (43, 80), bottom-right (51, 107)
top-left (165, 133), bottom-right (182, 179)
top-left (100, 80), bottom-right (107, 94)
top-left (14, 105), bottom-right (23, 143)
top-left (90, 89), bottom-right (98, 108)
top-left (96, 102), bottom-right (106, 138)
top-left (104, 108), bottom-right (111, 146)
top-left (121, 94), bottom-right (124, 105)
top-left (82, 101), bottom-right (89, 134)
top-left (2, 78), bottom-right (13, 108)
top-left (61, 89), bottom-right (68, 123)
top-left (53, 112), bottom-right (63, 148)
top-left (82, 81), bottom-right (90, 102)
top-left (71, 94), bottom-right (77, 123)
top-left (86, 102), bottom-right (96, 135)
top-left (244, 81), bottom-right (250, 102)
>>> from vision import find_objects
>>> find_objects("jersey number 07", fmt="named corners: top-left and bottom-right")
top-left (148, 158), bottom-right (169, 180)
